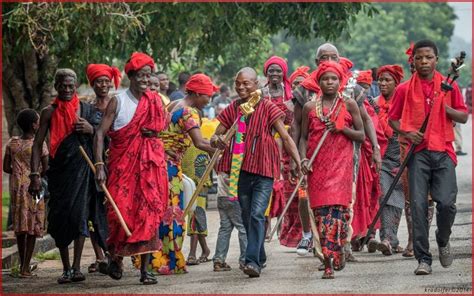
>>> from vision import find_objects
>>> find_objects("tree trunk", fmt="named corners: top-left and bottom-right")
top-left (2, 47), bottom-right (57, 137)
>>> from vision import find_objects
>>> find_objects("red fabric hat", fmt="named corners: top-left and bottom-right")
top-left (300, 70), bottom-right (321, 93)
top-left (377, 64), bottom-right (404, 85)
top-left (339, 57), bottom-right (354, 73)
top-left (315, 61), bottom-right (347, 90)
top-left (263, 55), bottom-right (293, 100)
top-left (185, 73), bottom-right (219, 97)
top-left (86, 64), bottom-right (122, 89)
top-left (289, 66), bottom-right (310, 84)
top-left (356, 70), bottom-right (373, 85)
top-left (406, 41), bottom-right (415, 64)
top-left (124, 52), bottom-right (155, 75)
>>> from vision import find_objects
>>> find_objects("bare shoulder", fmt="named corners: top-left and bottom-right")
top-left (40, 105), bottom-right (54, 119)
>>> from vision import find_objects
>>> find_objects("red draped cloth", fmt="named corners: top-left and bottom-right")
top-left (351, 101), bottom-right (383, 239)
top-left (106, 91), bottom-right (169, 256)
top-left (307, 105), bottom-right (353, 209)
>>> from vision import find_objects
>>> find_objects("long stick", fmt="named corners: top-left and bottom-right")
top-left (79, 146), bottom-right (132, 237)
top-left (361, 107), bottom-right (433, 247)
top-left (267, 129), bottom-right (330, 242)
top-left (307, 201), bottom-right (324, 261)
top-left (183, 120), bottom-right (238, 217)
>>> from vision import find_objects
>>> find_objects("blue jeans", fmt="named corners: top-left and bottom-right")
top-left (238, 171), bottom-right (274, 270)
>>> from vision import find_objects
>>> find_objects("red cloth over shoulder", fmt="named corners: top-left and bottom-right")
top-left (49, 94), bottom-right (79, 158)
top-left (106, 91), bottom-right (168, 248)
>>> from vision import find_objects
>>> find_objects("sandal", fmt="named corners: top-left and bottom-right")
top-left (377, 240), bottom-right (393, 256)
top-left (98, 261), bottom-right (108, 275)
top-left (214, 262), bottom-right (232, 272)
top-left (57, 270), bottom-right (72, 284)
top-left (322, 267), bottom-right (334, 279)
top-left (140, 272), bottom-right (157, 285)
top-left (186, 256), bottom-right (200, 266)
top-left (107, 258), bottom-right (123, 280)
top-left (19, 271), bottom-right (37, 278)
top-left (333, 255), bottom-right (346, 271)
top-left (199, 256), bottom-right (211, 263)
top-left (71, 268), bottom-right (86, 282)
top-left (88, 262), bottom-right (98, 273)
top-left (402, 248), bottom-right (414, 257)
top-left (393, 245), bottom-right (404, 254)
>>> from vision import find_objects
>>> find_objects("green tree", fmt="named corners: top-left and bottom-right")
top-left (2, 2), bottom-right (373, 135)
top-left (333, 2), bottom-right (457, 77)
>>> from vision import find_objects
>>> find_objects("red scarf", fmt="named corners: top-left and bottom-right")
top-left (377, 95), bottom-right (393, 139)
top-left (332, 98), bottom-right (348, 131)
top-left (300, 70), bottom-right (321, 93)
top-left (50, 94), bottom-right (79, 158)
top-left (400, 71), bottom-right (454, 151)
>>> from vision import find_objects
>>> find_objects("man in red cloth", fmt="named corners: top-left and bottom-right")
top-left (93, 52), bottom-right (168, 284)
top-left (289, 66), bottom-right (310, 90)
top-left (30, 69), bottom-right (97, 283)
top-left (389, 40), bottom-right (468, 275)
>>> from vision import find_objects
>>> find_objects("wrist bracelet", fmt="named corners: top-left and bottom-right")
top-left (94, 162), bottom-right (105, 167)
top-left (301, 158), bottom-right (309, 164)
top-left (29, 172), bottom-right (40, 178)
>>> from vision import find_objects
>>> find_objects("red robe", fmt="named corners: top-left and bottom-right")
top-left (351, 101), bottom-right (384, 239)
top-left (106, 91), bottom-right (168, 256)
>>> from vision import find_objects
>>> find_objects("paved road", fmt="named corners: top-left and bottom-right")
top-left (2, 119), bottom-right (472, 294)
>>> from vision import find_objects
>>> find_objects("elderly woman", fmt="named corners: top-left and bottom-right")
top-left (299, 61), bottom-right (364, 279)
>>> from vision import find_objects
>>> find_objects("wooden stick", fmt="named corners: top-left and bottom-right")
top-left (79, 146), bottom-right (132, 237)
top-left (307, 201), bottom-right (324, 262)
top-left (267, 129), bottom-right (330, 242)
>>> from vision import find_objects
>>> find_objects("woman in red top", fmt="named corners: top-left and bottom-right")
top-left (299, 61), bottom-right (364, 279)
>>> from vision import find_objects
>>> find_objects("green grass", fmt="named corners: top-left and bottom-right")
top-left (2, 191), bottom-right (10, 231)
top-left (34, 251), bottom-right (60, 261)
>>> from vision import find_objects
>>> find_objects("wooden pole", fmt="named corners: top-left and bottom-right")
top-left (79, 146), bottom-right (132, 237)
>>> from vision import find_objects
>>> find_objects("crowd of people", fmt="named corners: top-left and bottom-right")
top-left (3, 38), bottom-right (470, 285)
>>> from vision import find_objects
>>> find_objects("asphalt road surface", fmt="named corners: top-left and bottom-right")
top-left (2, 119), bottom-right (472, 294)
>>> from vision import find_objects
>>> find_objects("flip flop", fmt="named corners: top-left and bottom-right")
top-left (186, 256), bottom-right (200, 266)
top-left (198, 256), bottom-right (211, 263)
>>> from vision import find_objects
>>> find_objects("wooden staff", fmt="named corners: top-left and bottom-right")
top-left (307, 200), bottom-right (324, 261)
top-left (267, 129), bottom-right (330, 242)
top-left (79, 146), bottom-right (132, 237)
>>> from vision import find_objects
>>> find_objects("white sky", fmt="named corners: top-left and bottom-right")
top-left (449, 2), bottom-right (472, 43)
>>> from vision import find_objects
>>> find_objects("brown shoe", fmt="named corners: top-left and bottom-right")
top-left (213, 262), bottom-right (232, 272)
top-left (377, 240), bottom-right (392, 256)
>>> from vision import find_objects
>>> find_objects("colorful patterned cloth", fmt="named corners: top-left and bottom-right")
top-left (132, 106), bottom-right (200, 274)
top-left (314, 206), bottom-right (350, 262)
top-left (5, 137), bottom-right (48, 236)
top-left (228, 112), bottom-right (246, 201)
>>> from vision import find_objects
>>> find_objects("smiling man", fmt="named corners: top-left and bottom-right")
top-left (93, 52), bottom-right (169, 285)
top-left (389, 39), bottom-right (468, 276)
top-left (211, 67), bottom-right (301, 278)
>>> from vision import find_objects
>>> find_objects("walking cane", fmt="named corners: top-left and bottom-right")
top-left (183, 89), bottom-right (263, 217)
top-left (266, 129), bottom-right (330, 242)
top-left (361, 51), bottom-right (466, 247)
top-left (79, 146), bottom-right (132, 237)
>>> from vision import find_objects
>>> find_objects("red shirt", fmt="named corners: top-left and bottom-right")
top-left (389, 79), bottom-right (467, 164)
top-left (216, 99), bottom-right (284, 178)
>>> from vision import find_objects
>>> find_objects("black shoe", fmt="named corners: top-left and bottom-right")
top-left (296, 237), bottom-right (313, 256)
top-left (57, 270), bottom-right (72, 284)
top-left (456, 151), bottom-right (467, 156)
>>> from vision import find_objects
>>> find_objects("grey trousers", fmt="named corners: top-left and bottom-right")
top-left (408, 150), bottom-right (457, 265)
top-left (213, 173), bottom-right (247, 264)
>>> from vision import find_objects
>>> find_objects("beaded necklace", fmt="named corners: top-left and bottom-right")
top-left (315, 93), bottom-right (341, 123)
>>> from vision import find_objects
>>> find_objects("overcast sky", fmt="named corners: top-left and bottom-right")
top-left (449, 2), bottom-right (472, 43)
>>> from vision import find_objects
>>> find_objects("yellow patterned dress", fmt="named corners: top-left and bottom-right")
top-left (133, 106), bottom-right (200, 274)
